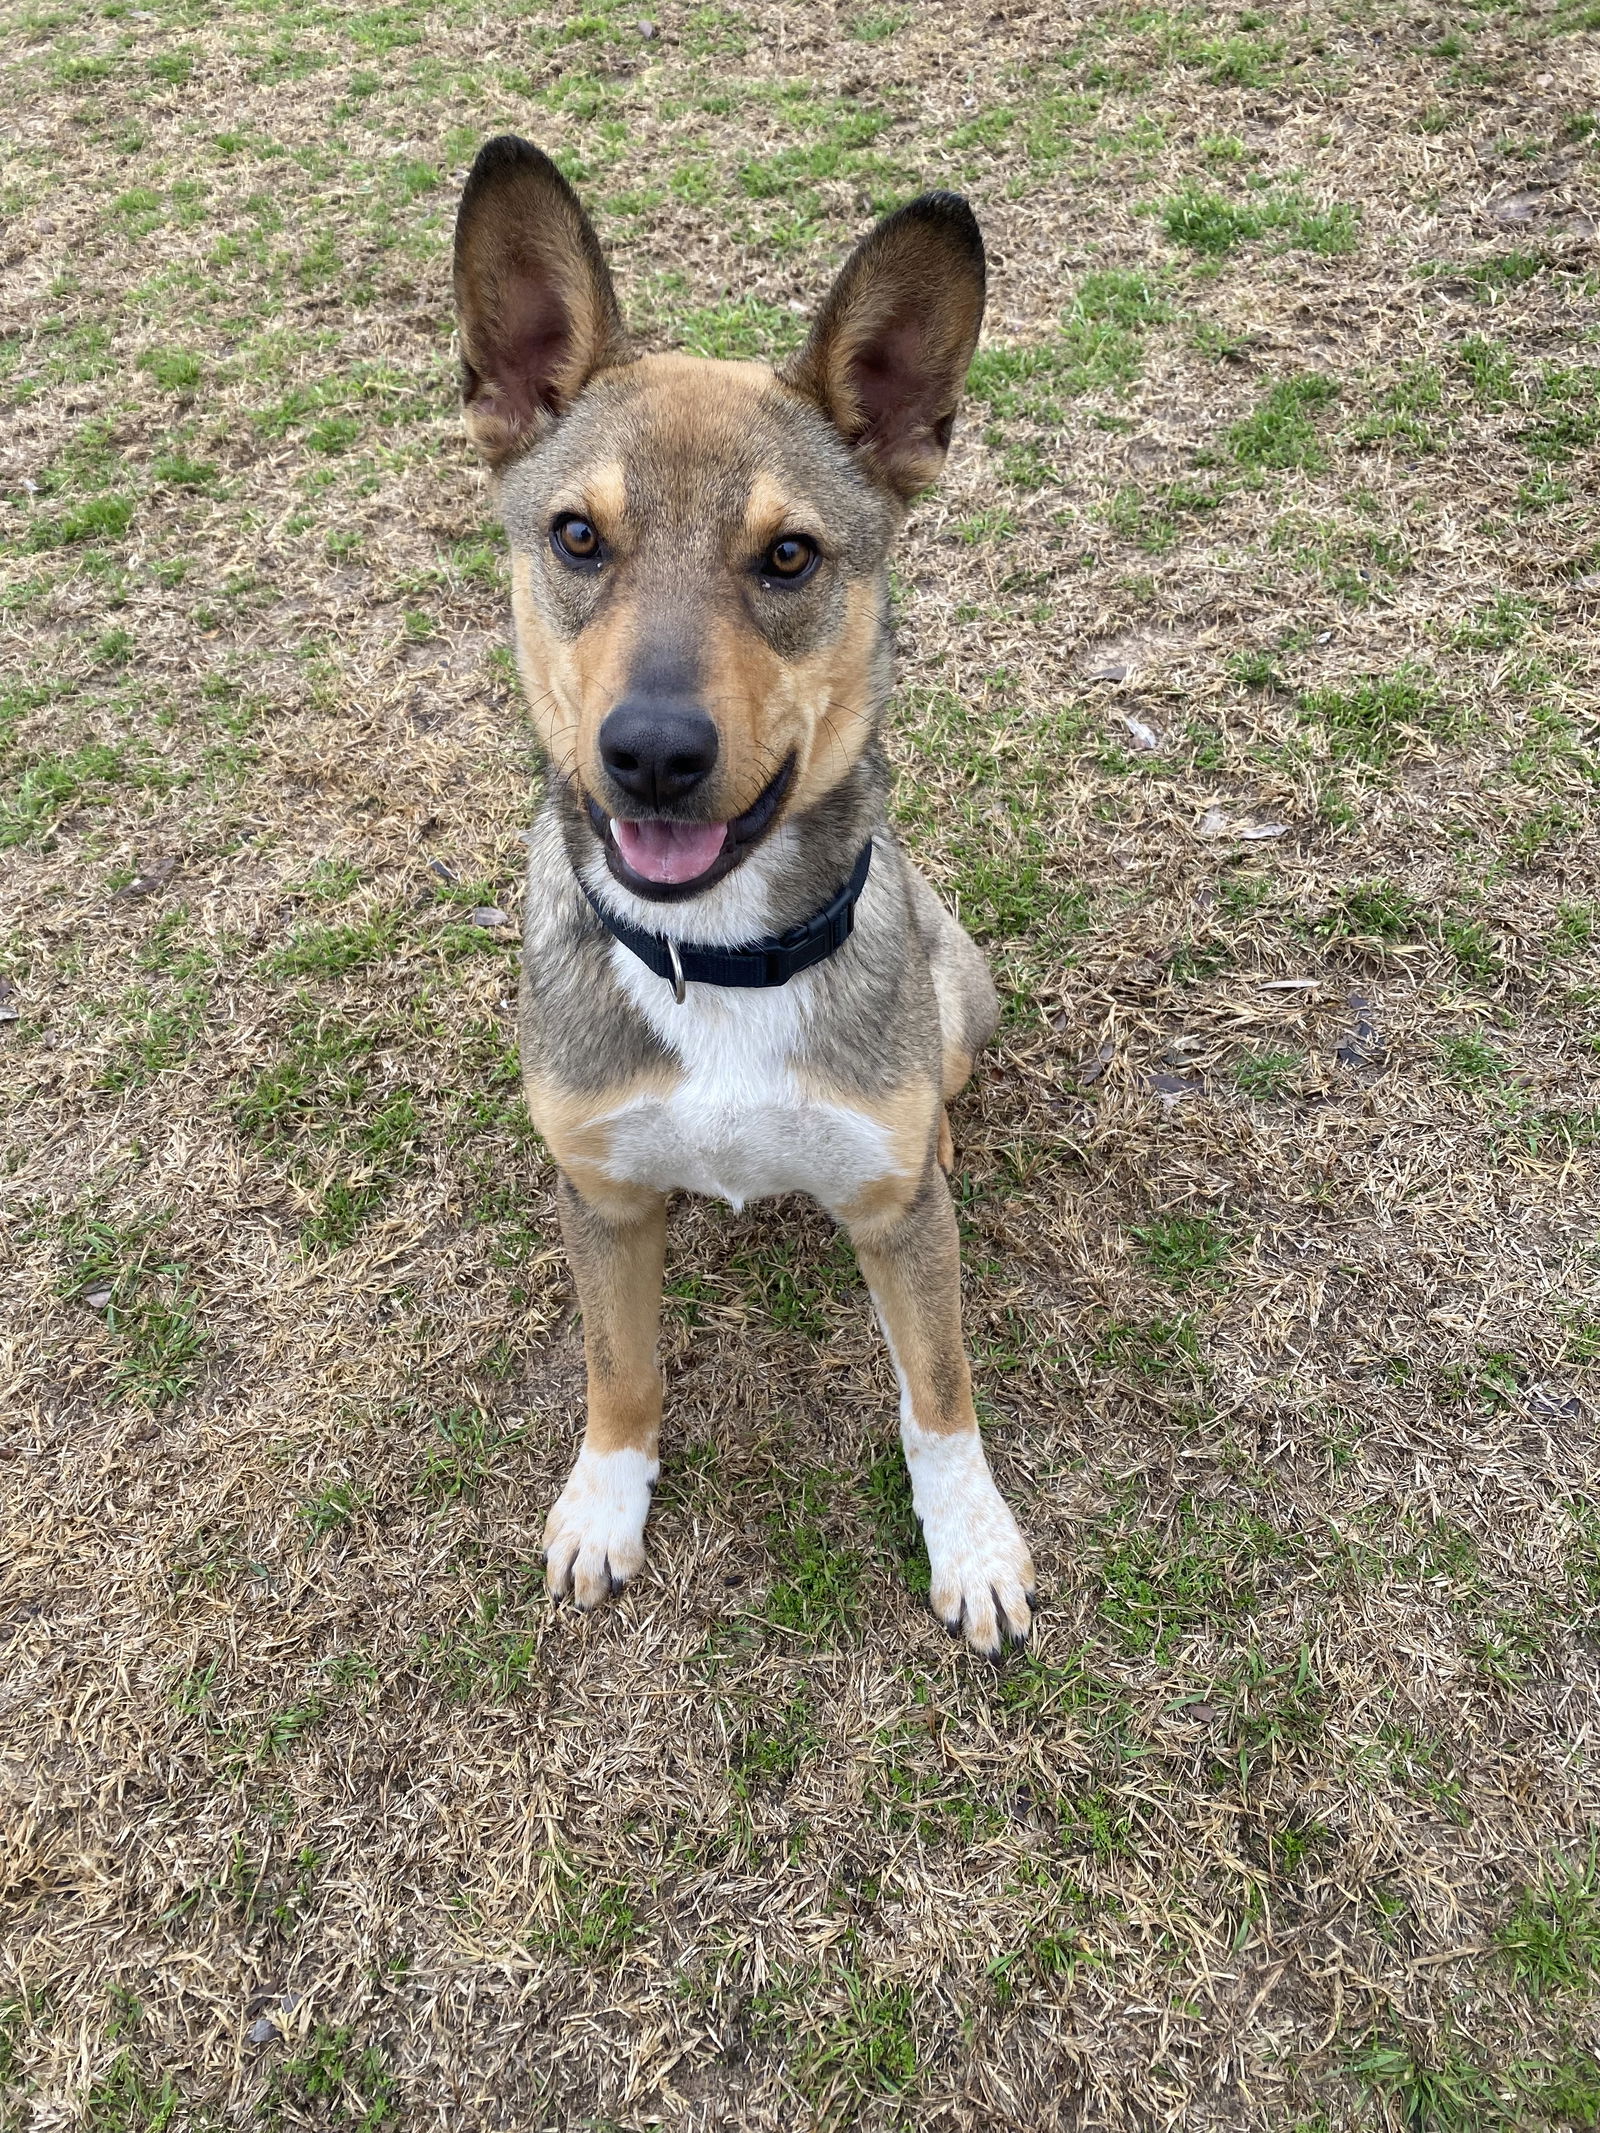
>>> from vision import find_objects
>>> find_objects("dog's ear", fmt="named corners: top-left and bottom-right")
top-left (781, 192), bottom-right (985, 500)
top-left (453, 135), bottom-right (628, 466)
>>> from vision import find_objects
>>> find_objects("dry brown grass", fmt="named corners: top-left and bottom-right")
top-left (4, 1), bottom-right (1600, 2127)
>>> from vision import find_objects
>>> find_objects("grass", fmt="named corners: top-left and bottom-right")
top-left (82, 2053), bottom-right (182, 2131)
top-left (3, 0), bottom-right (1597, 2127)
top-left (1095, 1492), bottom-right (1290, 1659)
top-left (0, 740), bottom-right (134, 846)
top-left (1227, 375), bottom-right (1341, 473)
top-left (1133, 1213), bottom-right (1231, 1284)
top-left (1496, 1850), bottom-right (1600, 2000)
top-left (268, 2024), bottom-right (395, 2128)
top-left (1300, 667), bottom-right (1443, 767)
top-left (762, 1476), bottom-right (863, 1646)
top-left (1233, 1047), bottom-right (1303, 1098)
top-left (754, 1965), bottom-right (918, 2119)
top-left (415, 1404), bottom-right (522, 1503)
top-left (52, 1212), bottom-right (209, 1409)
top-left (1160, 182), bottom-right (1359, 257)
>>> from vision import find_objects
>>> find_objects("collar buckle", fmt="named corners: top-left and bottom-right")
top-left (665, 936), bottom-right (687, 1005)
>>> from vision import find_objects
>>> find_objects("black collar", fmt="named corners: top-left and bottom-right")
top-left (579, 840), bottom-right (873, 1001)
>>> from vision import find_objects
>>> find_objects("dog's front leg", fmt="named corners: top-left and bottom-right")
top-left (848, 1167), bottom-right (1035, 1657)
top-left (544, 1172), bottom-right (667, 1610)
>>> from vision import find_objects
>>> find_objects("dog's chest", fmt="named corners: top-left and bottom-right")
top-left (597, 951), bottom-right (895, 1212)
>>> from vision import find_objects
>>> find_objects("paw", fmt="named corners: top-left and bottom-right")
top-left (543, 1446), bottom-right (658, 1610)
top-left (902, 1423), bottom-right (1035, 1659)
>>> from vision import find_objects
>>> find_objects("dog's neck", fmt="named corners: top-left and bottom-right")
top-left (555, 749), bottom-right (890, 950)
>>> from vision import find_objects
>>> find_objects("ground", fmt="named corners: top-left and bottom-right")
top-left (2, 1), bottom-right (1599, 2127)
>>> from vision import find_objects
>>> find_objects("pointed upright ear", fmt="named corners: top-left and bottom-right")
top-left (452, 135), bottom-right (628, 467)
top-left (780, 192), bottom-right (986, 500)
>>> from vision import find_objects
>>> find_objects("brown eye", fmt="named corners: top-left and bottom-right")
top-left (552, 514), bottom-right (602, 563)
top-left (761, 534), bottom-right (819, 583)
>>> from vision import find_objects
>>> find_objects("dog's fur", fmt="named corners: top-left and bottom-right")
top-left (454, 136), bottom-right (1034, 1655)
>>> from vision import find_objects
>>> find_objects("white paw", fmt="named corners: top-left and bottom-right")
top-left (901, 1421), bottom-right (1035, 1657)
top-left (543, 1446), bottom-right (658, 1610)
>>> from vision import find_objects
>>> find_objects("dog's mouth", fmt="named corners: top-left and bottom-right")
top-left (586, 756), bottom-right (794, 902)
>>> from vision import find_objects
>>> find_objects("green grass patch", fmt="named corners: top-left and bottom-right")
top-left (27, 495), bottom-right (135, 550)
top-left (763, 1475), bottom-right (862, 1647)
top-left (1522, 366), bottom-right (1600, 464)
top-left (1232, 1047), bottom-right (1303, 1099)
top-left (675, 294), bottom-right (804, 361)
top-left (1452, 592), bottom-right (1532, 650)
top-left (1092, 1314), bottom-right (1205, 1384)
top-left (1437, 1031), bottom-right (1508, 1086)
top-left (232, 1008), bottom-right (424, 1248)
top-left (753, 1965), bottom-right (917, 2116)
top-left (1496, 1850), bottom-right (1600, 1998)
top-left (730, 1692), bottom-right (817, 1799)
top-left (139, 347), bottom-right (202, 392)
top-left (418, 1582), bottom-right (540, 1706)
top-left (83, 2051), bottom-right (183, 2130)
top-left (267, 915), bottom-right (397, 977)
top-left (1160, 183), bottom-right (1358, 257)
top-left (1095, 1492), bottom-right (1292, 1659)
top-left (968, 269), bottom-right (1169, 429)
top-left (298, 1480), bottom-right (367, 1538)
top-left (1226, 375), bottom-right (1341, 472)
top-left (1, 740), bottom-right (132, 848)
top-left (152, 451), bottom-right (217, 489)
top-left (56, 1212), bottom-right (207, 1410)
top-left (97, 982), bottom-right (211, 1090)
top-left (1299, 667), bottom-right (1443, 768)
top-left (1134, 1213), bottom-right (1231, 1285)
top-left (416, 1404), bottom-right (523, 1504)
top-left (1106, 476), bottom-right (1228, 552)
top-left (266, 2023), bottom-right (395, 2128)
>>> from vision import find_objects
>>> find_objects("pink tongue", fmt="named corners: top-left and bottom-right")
top-left (613, 817), bottom-right (728, 885)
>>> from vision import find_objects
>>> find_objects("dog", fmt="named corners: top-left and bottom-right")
top-left (452, 136), bottom-right (1035, 1655)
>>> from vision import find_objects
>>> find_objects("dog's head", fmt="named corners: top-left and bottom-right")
top-left (453, 136), bottom-right (984, 902)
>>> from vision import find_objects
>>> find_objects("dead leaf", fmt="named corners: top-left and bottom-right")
top-left (1146, 1069), bottom-right (1201, 1101)
top-left (1337, 991), bottom-right (1384, 1070)
top-left (1076, 1039), bottom-right (1115, 1085)
top-left (116, 855), bottom-right (178, 898)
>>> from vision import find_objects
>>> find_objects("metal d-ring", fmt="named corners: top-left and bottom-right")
top-left (665, 936), bottom-right (687, 1005)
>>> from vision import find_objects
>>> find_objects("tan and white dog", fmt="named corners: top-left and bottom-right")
top-left (454, 136), bottom-right (1035, 1655)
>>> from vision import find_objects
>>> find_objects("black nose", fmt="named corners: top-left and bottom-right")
top-left (598, 700), bottom-right (719, 808)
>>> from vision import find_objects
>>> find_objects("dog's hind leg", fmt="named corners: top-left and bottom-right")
top-left (903, 862), bottom-right (1000, 1104)
top-left (846, 1164), bottom-right (1034, 1657)
top-left (544, 1173), bottom-right (668, 1610)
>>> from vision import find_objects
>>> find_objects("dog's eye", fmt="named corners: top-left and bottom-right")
top-left (551, 514), bottom-right (603, 564)
top-left (760, 535), bottom-right (819, 584)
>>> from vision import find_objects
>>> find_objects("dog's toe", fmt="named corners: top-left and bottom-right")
top-left (543, 1446), bottom-right (657, 1612)
top-left (907, 1430), bottom-right (1035, 1659)
top-left (923, 1504), bottom-right (1034, 1658)
top-left (545, 1529), bottom-right (580, 1601)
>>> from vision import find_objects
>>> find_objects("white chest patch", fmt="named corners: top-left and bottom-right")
top-left (598, 945), bottom-right (897, 1212)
